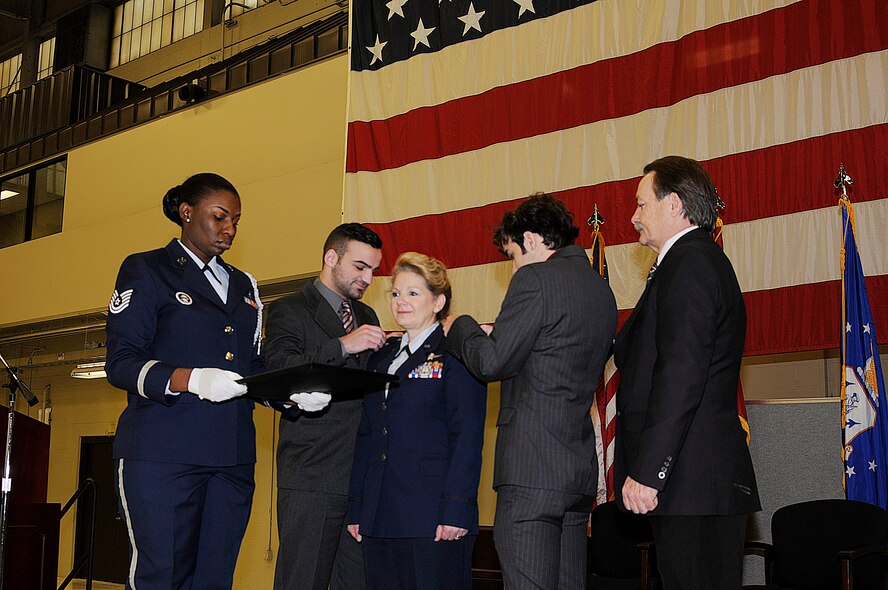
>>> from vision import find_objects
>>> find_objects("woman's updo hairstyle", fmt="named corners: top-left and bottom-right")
top-left (162, 173), bottom-right (239, 226)
top-left (391, 252), bottom-right (452, 320)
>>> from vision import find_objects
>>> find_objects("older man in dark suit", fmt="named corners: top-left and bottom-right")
top-left (264, 223), bottom-right (386, 590)
top-left (444, 194), bottom-right (617, 590)
top-left (614, 156), bottom-right (760, 589)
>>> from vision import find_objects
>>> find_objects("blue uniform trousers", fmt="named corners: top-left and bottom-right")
top-left (361, 534), bottom-right (474, 590)
top-left (115, 458), bottom-right (254, 590)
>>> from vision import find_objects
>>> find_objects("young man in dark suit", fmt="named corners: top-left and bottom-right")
top-left (614, 156), bottom-right (760, 589)
top-left (444, 194), bottom-right (617, 590)
top-left (264, 223), bottom-right (386, 590)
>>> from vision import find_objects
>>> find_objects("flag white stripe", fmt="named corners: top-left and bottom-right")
top-left (346, 50), bottom-right (888, 223)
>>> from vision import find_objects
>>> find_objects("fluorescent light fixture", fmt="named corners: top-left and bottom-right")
top-left (0, 190), bottom-right (19, 200)
top-left (70, 361), bottom-right (107, 379)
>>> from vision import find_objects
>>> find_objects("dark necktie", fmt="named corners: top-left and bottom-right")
top-left (340, 300), bottom-right (355, 333)
top-left (647, 260), bottom-right (659, 282)
top-left (202, 263), bottom-right (220, 283)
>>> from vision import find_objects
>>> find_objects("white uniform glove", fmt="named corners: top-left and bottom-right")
top-left (188, 368), bottom-right (248, 402)
top-left (289, 391), bottom-right (332, 412)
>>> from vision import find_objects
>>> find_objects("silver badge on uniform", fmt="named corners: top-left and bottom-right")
top-left (175, 291), bottom-right (193, 305)
top-left (109, 289), bottom-right (134, 314)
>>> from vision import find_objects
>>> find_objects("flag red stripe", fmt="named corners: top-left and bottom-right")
top-left (614, 277), bottom-right (888, 356)
top-left (346, 0), bottom-right (887, 173)
top-left (742, 278), bottom-right (882, 356)
top-left (365, 125), bottom-right (888, 273)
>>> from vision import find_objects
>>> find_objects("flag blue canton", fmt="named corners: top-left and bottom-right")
top-left (842, 199), bottom-right (888, 510)
top-left (350, 0), bottom-right (599, 71)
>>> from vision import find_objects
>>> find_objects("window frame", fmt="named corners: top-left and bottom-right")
top-left (0, 53), bottom-right (23, 98)
top-left (110, 0), bottom-right (207, 67)
top-left (0, 156), bottom-right (67, 249)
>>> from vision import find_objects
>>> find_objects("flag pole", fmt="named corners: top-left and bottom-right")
top-left (835, 163), bottom-right (853, 491)
top-left (587, 204), bottom-right (606, 278)
top-left (836, 163), bottom-right (853, 367)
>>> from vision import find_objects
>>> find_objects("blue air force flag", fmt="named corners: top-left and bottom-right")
top-left (841, 197), bottom-right (888, 509)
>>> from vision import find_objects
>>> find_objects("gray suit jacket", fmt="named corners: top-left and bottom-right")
top-left (447, 244), bottom-right (617, 495)
top-left (264, 281), bottom-right (379, 494)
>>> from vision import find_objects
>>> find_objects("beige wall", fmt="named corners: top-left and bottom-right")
top-left (740, 350), bottom-right (888, 401)
top-left (0, 53), bottom-right (349, 328)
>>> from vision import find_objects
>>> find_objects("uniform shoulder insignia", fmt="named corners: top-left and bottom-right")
top-left (109, 289), bottom-right (134, 314)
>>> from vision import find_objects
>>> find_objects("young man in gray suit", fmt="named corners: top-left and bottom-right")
top-left (615, 156), bottom-right (759, 589)
top-left (265, 223), bottom-right (386, 590)
top-left (444, 194), bottom-right (617, 589)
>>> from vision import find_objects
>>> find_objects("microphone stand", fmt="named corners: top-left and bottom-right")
top-left (0, 352), bottom-right (39, 590)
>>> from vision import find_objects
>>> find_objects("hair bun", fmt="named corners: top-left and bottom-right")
top-left (162, 185), bottom-right (184, 225)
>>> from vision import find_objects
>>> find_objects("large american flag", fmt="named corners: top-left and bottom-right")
top-left (345, 0), bottom-right (887, 358)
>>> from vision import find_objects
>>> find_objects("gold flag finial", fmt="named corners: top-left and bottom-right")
top-left (834, 163), bottom-right (853, 199)
top-left (587, 203), bottom-right (604, 231)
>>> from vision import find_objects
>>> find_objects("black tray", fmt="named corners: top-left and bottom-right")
top-left (238, 363), bottom-right (398, 402)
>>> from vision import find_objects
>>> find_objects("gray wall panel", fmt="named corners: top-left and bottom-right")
top-left (742, 399), bottom-right (844, 584)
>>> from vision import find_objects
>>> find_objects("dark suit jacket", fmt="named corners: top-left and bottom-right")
top-left (613, 228), bottom-right (760, 515)
top-left (347, 325), bottom-right (487, 537)
top-left (447, 244), bottom-right (617, 495)
top-left (106, 239), bottom-right (262, 467)
top-left (264, 280), bottom-right (379, 494)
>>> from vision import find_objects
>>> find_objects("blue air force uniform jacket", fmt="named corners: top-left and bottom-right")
top-left (347, 325), bottom-right (487, 538)
top-left (106, 240), bottom-right (263, 467)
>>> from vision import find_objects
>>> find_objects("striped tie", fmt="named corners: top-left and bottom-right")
top-left (647, 260), bottom-right (659, 282)
top-left (340, 300), bottom-right (354, 333)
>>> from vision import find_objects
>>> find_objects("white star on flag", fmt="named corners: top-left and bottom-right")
top-left (411, 18), bottom-right (436, 50)
top-left (863, 323), bottom-right (871, 334)
top-left (847, 322), bottom-right (852, 333)
top-left (458, 2), bottom-right (485, 35)
top-left (870, 460), bottom-right (878, 471)
top-left (366, 35), bottom-right (387, 65)
top-left (385, 0), bottom-right (407, 20)
top-left (846, 465), bottom-right (856, 477)
top-left (513, 0), bottom-right (535, 18)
